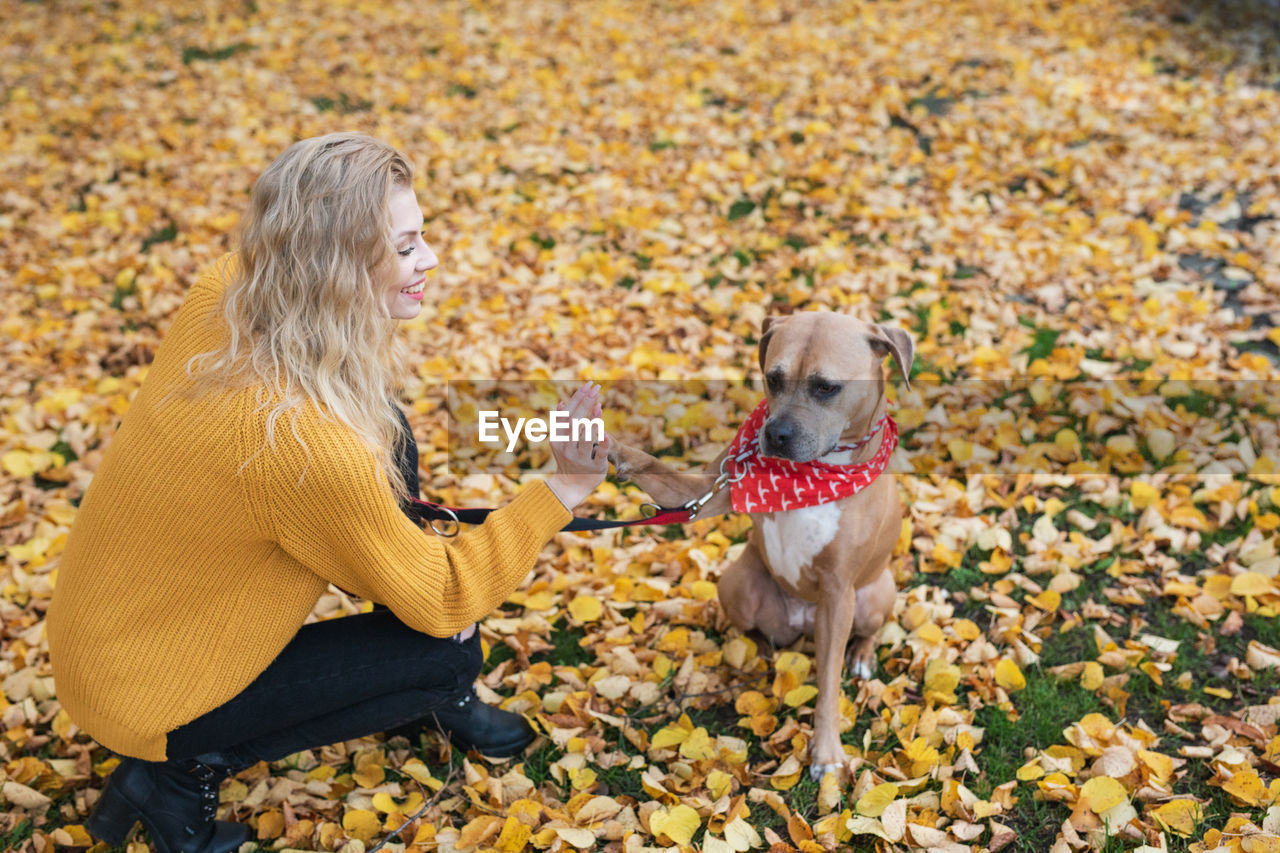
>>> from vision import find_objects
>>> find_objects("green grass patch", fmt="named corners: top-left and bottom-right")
top-left (140, 220), bottom-right (177, 252)
top-left (533, 625), bottom-right (594, 668)
top-left (1, 819), bottom-right (34, 852)
top-left (181, 43), bottom-right (253, 64)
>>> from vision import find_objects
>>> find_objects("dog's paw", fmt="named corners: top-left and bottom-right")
top-left (606, 444), bottom-right (633, 478)
top-left (850, 659), bottom-right (873, 681)
top-left (809, 761), bottom-right (845, 782)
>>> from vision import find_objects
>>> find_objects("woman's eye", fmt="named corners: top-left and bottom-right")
top-left (399, 232), bottom-right (428, 257)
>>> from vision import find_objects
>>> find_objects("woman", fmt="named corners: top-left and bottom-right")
top-left (47, 132), bottom-right (610, 853)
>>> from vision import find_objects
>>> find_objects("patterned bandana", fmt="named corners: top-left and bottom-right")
top-left (724, 399), bottom-right (898, 513)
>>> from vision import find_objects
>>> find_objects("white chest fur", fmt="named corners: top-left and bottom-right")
top-left (756, 502), bottom-right (842, 590)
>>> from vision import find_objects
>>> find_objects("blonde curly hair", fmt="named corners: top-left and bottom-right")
top-left (189, 132), bottom-right (417, 498)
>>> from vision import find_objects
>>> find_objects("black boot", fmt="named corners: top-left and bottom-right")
top-left (86, 753), bottom-right (250, 853)
top-left (427, 687), bottom-right (535, 757)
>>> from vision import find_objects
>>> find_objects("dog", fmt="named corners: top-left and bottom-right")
top-left (610, 313), bottom-right (914, 779)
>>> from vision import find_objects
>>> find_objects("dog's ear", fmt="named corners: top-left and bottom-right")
top-left (758, 316), bottom-right (782, 373)
top-left (869, 324), bottom-right (915, 390)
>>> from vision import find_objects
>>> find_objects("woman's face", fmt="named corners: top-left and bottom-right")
top-left (382, 186), bottom-right (438, 320)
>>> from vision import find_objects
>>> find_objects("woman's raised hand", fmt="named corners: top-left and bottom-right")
top-left (545, 383), bottom-right (610, 511)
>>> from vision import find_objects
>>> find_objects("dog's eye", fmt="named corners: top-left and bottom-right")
top-left (766, 373), bottom-right (784, 393)
top-left (811, 382), bottom-right (841, 399)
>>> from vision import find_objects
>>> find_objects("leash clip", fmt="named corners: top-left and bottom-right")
top-left (683, 455), bottom-right (749, 519)
top-left (428, 505), bottom-right (461, 538)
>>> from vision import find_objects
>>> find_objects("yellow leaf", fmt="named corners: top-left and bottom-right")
top-left (1231, 572), bottom-right (1275, 598)
top-left (657, 627), bottom-right (690, 653)
top-left (1081, 661), bottom-right (1105, 690)
top-left (256, 809), bottom-right (285, 840)
top-left (342, 809), bottom-right (382, 844)
top-left (1151, 799), bottom-right (1202, 837)
top-left (568, 594), bottom-right (604, 622)
top-left (568, 766), bottom-right (597, 791)
top-left (554, 826), bottom-right (596, 848)
top-left (58, 826), bottom-right (93, 846)
top-left (399, 758), bottom-right (442, 791)
top-left (770, 755), bottom-right (804, 791)
top-left (1130, 481), bottom-right (1159, 509)
top-left (370, 792), bottom-right (399, 813)
top-left (45, 502), bottom-right (76, 526)
top-left (496, 815), bottom-right (533, 853)
top-left (735, 690), bottom-right (773, 716)
top-left (456, 815), bottom-right (504, 850)
top-left (651, 722), bottom-right (690, 750)
top-left (679, 727), bottom-right (717, 760)
top-left (856, 782), bottom-right (899, 817)
top-left (51, 709), bottom-right (73, 740)
top-left (689, 580), bottom-right (717, 600)
top-left (845, 815), bottom-right (893, 841)
top-left (351, 762), bottom-right (384, 789)
top-left (1139, 750), bottom-right (1174, 783)
top-left (995, 658), bottom-right (1026, 692)
top-left (650, 803), bottom-right (701, 846)
top-left (783, 685), bottom-right (819, 707)
top-left (2, 451), bottom-right (34, 477)
top-left (1029, 589), bottom-right (1061, 611)
top-left (705, 836), bottom-right (736, 853)
top-left (1080, 776), bottom-right (1127, 813)
top-left (306, 765), bottom-right (334, 782)
top-left (1222, 768), bottom-right (1267, 806)
top-left (924, 659), bottom-right (961, 703)
top-left (706, 769), bottom-right (733, 801)
top-left (818, 770), bottom-right (842, 814)
top-left (1017, 761), bottom-right (1044, 781)
top-left (723, 636), bottom-right (757, 668)
top-left (724, 815), bottom-right (763, 851)
top-left (573, 795), bottom-right (620, 824)
top-left (775, 650), bottom-right (811, 681)
top-left (525, 589), bottom-right (555, 610)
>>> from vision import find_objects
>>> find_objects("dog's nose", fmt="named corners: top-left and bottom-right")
top-left (764, 419), bottom-right (793, 452)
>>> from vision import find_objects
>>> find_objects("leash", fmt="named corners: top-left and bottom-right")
top-left (404, 495), bottom-right (711, 538)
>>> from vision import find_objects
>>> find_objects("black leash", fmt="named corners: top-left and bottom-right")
top-left (404, 496), bottom-right (704, 537)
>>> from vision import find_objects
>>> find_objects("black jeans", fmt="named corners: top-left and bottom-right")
top-left (164, 408), bottom-right (482, 765)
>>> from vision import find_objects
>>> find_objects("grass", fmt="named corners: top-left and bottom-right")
top-left (0, 819), bottom-right (34, 852)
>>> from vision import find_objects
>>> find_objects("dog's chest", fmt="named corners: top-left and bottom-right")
top-left (755, 502), bottom-right (842, 592)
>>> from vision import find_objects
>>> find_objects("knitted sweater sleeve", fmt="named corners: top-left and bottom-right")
top-left (244, 409), bottom-right (571, 637)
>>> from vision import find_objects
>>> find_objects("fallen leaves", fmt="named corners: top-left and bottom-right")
top-left (3, 0), bottom-right (1280, 850)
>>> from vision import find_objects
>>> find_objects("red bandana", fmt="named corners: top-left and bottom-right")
top-left (724, 399), bottom-right (898, 513)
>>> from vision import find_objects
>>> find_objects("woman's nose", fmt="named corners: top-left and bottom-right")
top-left (418, 246), bottom-right (438, 271)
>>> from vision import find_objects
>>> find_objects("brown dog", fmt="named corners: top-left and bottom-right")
top-left (610, 313), bottom-right (914, 779)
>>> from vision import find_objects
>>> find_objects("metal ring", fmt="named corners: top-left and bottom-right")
top-left (640, 502), bottom-right (661, 518)
top-left (428, 505), bottom-right (461, 538)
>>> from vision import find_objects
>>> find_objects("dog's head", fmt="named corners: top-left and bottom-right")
top-left (755, 313), bottom-right (914, 463)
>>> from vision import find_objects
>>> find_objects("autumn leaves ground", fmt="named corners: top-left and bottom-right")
top-left (3, 0), bottom-right (1280, 851)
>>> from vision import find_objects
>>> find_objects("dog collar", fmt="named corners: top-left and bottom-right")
top-left (724, 399), bottom-right (898, 513)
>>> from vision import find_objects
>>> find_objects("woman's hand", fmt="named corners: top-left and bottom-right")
top-left (545, 383), bottom-right (610, 511)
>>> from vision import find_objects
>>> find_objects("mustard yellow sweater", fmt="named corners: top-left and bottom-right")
top-left (47, 257), bottom-right (571, 761)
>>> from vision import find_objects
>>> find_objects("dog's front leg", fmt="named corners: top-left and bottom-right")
top-left (609, 442), bottom-right (733, 516)
top-left (809, 589), bottom-right (858, 780)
